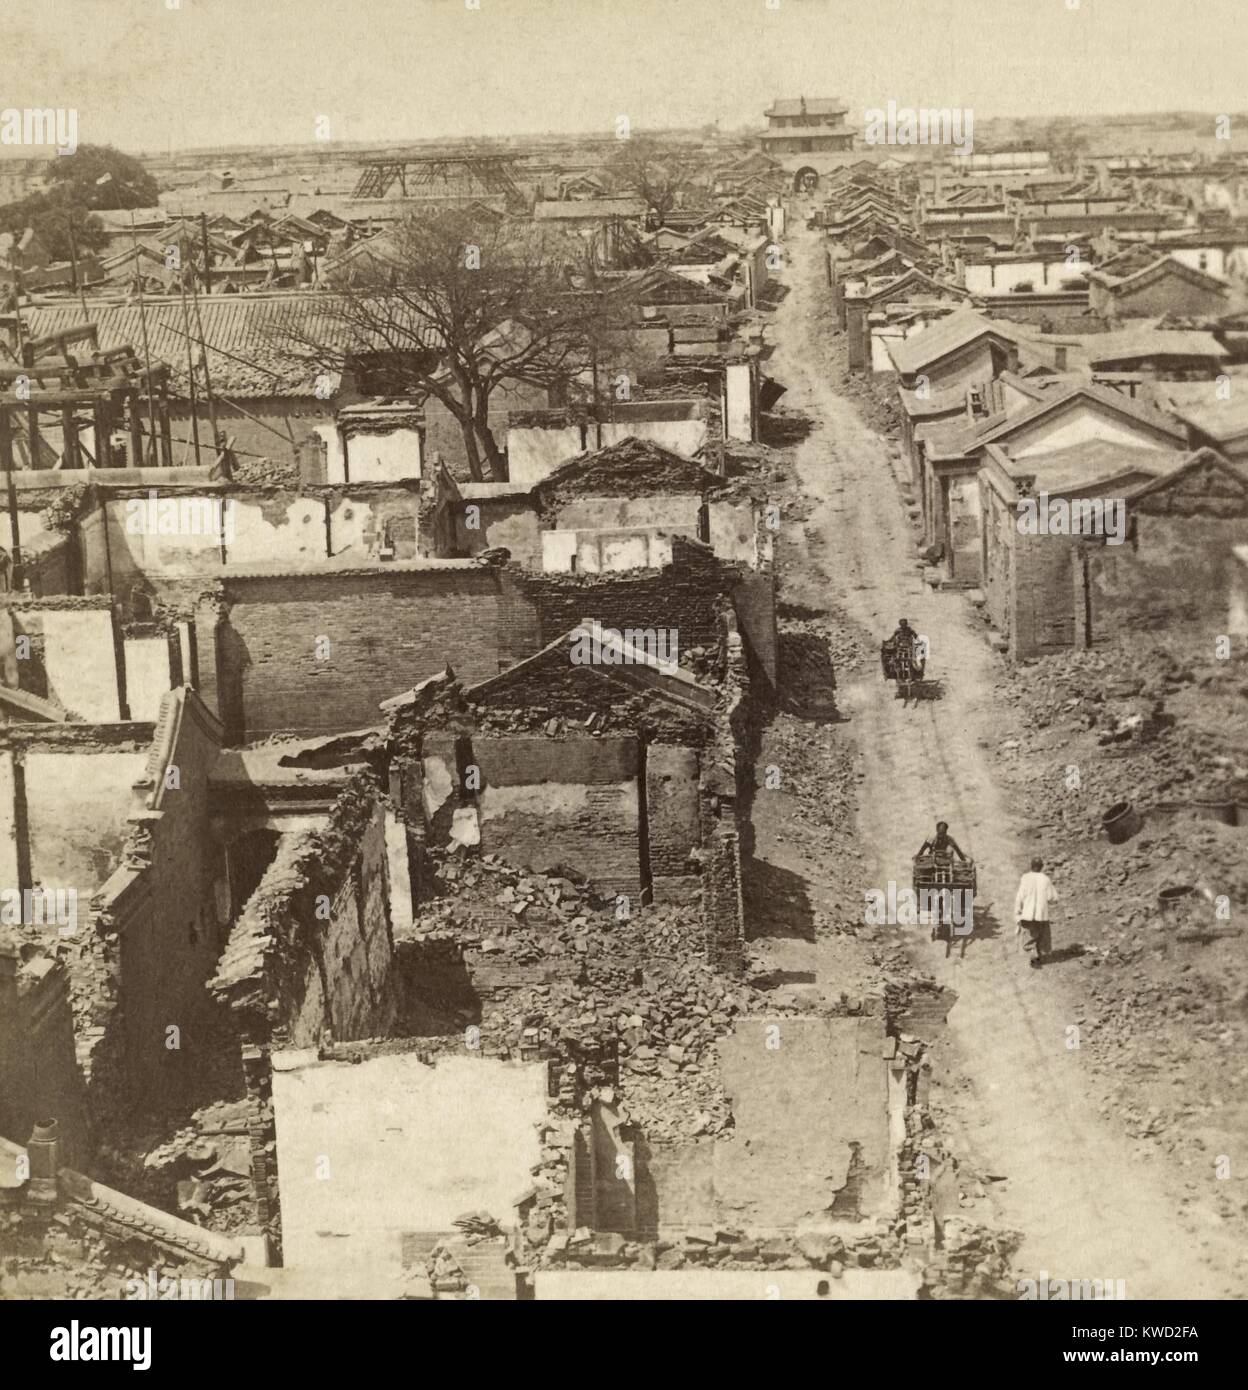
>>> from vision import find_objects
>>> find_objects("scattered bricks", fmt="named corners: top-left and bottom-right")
top-left (586, 1232), bottom-right (626, 1264)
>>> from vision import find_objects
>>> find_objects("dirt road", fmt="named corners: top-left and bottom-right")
top-left (755, 217), bottom-right (1244, 1298)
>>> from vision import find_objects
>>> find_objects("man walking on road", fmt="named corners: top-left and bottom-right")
top-left (1015, 856), bottom-right (1058, 968)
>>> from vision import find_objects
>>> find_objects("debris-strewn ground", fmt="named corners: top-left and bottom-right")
top-left (989, 632), bottom-right (1248, 1230)
top-left (397, 852), bottom-right (812, 1144)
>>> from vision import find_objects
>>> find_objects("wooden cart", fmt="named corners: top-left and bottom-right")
top-left (912, 852), bottom-right (977, 951)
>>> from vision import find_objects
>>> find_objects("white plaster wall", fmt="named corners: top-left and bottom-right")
top-left (342, 428), bottom-right (422, 483)
top-left (599, 417), bottom-right (708, 457)
top-left (1169, 247), bottom-right (1227, 279)
top-left (725, 362), bottom-right (753, 442)
top-left (123, 636), bottom-right (173, 722)
top-left (507, 426), bottom-right (586, 487)
top-left (41, 610), bottom-right (122, 721)
top-left (226, 495), bottom-right (325, 566)
top-left (708, 500), bottom-right (758, 564)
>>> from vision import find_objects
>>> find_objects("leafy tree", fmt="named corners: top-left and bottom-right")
top-left (0, 144), bottom-right (157, 262)
top-left (0, 195), bottom-right (105, 261)
top-left (44, 144), bottom-right (159, 210)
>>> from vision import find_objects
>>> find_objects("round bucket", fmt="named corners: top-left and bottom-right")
top-left (1158, 885), bottom-right (1195, 914)
top-left (1102, 800), bottom-right (1142, 844)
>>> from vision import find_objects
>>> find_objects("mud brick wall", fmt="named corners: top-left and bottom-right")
top-left (516, 542), bottom-right (729, 657)
top-left (424, 733), bottom-right (644, 897)
top-left (1008, 527), bottom-right (1081, 659)
top-left (645, 743), bottom-right (702, 903)
top-left (1086, 515), bottom-right (1248, 638)
top-left (1093, 274), bottom-right (1228, 322)
top-left (208, 568), bottom-right (534, 740)
top-left (731, 570), bottom-right (778, 688)
top-left (701, 818), bottom-right (745, 968)
top-left (300, 813), bottom-right (396, 1043)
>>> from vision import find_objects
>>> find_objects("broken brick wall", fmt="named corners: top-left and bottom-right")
top-left (210, 773), bottom-right (397, 1054)
top-left (731, 566), bottom-right (778, 690)
top-left (699, 623), bottom-right (750, 969)
top-left (701, 817), bottom-right (745, 969)
top-left (422, 732), bottom-right (645, 898)
top-left (206, 779), bottom-right (396, 1249)
top-left (980, 480), bottom-right (1015, 646)
top-left (514, 539), bottom-right (731, 657)
top-left (201, 567), bottom-right (536, 741)
top-left (1086, 514), bottom-right (1248, 640)
top-left (92, 689), bottom-right (236, 1111)
top-left (1008, 525), bottom-right (1083, 659)
top-left (0, 947), bottom-right (91, 1166)
top-left (645, 743), bottom-right (702, 903)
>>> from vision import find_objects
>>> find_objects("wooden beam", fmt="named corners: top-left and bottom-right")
top-left (0, 406), bottom-right (13, 474)
top-left (61, 405), bottom-right (80, 470)
top-left (158, 395), bottom-right (173, 468)
top-left (93, 398), bottom-right (110, 469)
top-left (26, 402), bottom-right (40, 470)
top-left (129, 388), bottom-right (143, 469)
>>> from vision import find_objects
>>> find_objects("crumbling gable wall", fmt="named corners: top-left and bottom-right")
top-left (390, 622), bottom-right (742, 923)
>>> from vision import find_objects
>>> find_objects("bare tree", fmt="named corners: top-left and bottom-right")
top-left (606, 137), bottom-right (703, 225)
top-left (284, 209), bottom-right (603, 480)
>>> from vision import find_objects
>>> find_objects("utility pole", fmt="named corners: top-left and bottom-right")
top-left (186, 243), bottom-right (221, 459)
top-left (66, 212), bottom-right (92, 323)
top-left (128, 206), bottom-right (161, 467)
top-left (177, 268), bottom-right (201, 467)
top-left (200, 213), bottom-right (213, 295)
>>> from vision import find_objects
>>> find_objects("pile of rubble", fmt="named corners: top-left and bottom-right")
top-left (541, 1220), bottom-right (905, 1273)
top-left (987, 630), bottom-right (1248, 1239)
top-left (835, 364), bottom-right (902, 439)
top-left (760, 409), bottom-right (815, 446)
top-left (920, 1218), bottom-right (1023, 1299)
top-left (405, 851), bottom-right (807, 1141)
top-left (136, 1099), bottom-right (260, 1233)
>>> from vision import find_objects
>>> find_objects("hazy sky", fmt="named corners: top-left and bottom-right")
top-left (2, 0), bottom-right (1243, 154)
